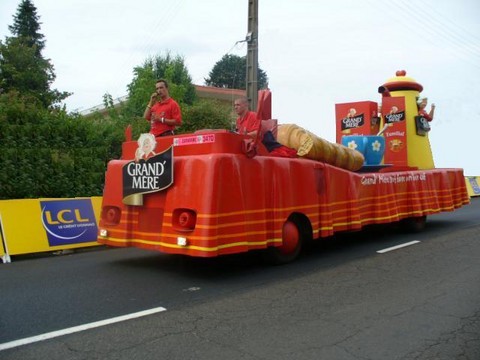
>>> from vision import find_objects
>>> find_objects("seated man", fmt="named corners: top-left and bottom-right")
top-left (234, 96), bottom-right (260, 137)
top-left (234, 96), bottom-right (296, 158)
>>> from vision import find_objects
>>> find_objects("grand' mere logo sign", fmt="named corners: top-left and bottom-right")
top-left (122, 145), bottom-right (173, 204)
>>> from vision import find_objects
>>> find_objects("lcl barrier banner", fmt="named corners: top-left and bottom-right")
top-left (0, 197), bottom-right (102, 263)
top-left (465, 176), bottom-right (480, 197)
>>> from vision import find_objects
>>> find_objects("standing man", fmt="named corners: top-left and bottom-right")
top-left (144, 79), bottom-right (182, 137)
top-left (234, 96), bottom-right (260, 138)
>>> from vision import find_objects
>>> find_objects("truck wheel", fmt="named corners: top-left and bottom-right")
top-left (401, 215), bottom-right (427, 232)
top-left (264, 220), bottom-right (302, 265)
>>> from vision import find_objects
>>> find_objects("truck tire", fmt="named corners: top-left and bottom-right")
top-left (400, 215), bottom-right (427, 232)
top-left (264, 220), bottom-right (302, 265)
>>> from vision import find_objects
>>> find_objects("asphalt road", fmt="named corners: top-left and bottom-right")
top-left (1, 198), bottom-right (479, 360)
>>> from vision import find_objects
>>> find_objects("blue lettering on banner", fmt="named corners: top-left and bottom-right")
top-left (39, 199), bottom-right (98, 246)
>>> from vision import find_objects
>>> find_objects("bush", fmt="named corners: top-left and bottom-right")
top-left (180, 99), bottom-right (234, 134)
top-left (0, 91), bottom-right (236, 200)
top-left (0, 92), bottom-right (123, 199)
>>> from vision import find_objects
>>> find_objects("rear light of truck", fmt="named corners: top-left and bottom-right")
top-left (102, 206), bottom-right (121, 225)
top-left (172, 208), bottom-right (197, 232)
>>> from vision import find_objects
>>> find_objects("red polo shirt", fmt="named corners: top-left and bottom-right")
top-left (147, 97), bottom-right (182, 136)
top-left (236, 111), bottom-right (260, 135)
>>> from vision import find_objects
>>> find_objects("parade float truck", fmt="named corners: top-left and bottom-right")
top-left (97, 71), bottom-right (470, 264)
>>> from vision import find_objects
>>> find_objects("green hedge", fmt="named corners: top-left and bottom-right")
top-left (0, 93), bottom-right (234, 199)
top-left (0, 92), bottom-right (120, 199)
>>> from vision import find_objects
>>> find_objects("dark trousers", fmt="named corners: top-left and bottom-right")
top-left (156, 130), bottom-right (174, 137)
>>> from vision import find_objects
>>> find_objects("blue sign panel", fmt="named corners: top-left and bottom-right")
top-left (469, 177), bottom-right (480, 195)
top-left (40, 199), bottom-right (98, 246)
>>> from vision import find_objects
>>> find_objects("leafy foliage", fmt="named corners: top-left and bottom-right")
top-left (123, 53), bottom-right (196, 118)
top-left (0, 2), bottom-right (267, 200)
top-left (181, 100), bottom-right (235, 134)
top-left (114, 52), bottom-right (236, 138)
top-left (0, 92), bottom-right (123, 199)
top-left (205, 54), bottom-right (268, 89)
top-left (8, 0), bottom-right (45, 53)
top-left (0, 0), bottom-right (70, 108)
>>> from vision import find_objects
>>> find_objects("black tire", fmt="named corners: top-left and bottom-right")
top-left (400, 215), bottom-right (427, 233)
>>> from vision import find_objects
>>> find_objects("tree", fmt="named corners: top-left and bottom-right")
top-left (122, 52), bottom-right (239, 137)
top-left (8, 0), bottom-right (45, 53)
top-left (0, 89), bottom-right (124, 199)
top-left (0, 1), bottom-right (111, 200)
top-left (123, 53), bottom-right (196, 119)
top-left (204, 54), bottom-right (268, 90)
top-left (0, 0), bottom-right (70, 108)
top-left (181, 99), bottom-right (233, 134)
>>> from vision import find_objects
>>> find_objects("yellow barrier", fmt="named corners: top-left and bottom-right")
top-left (0, 197), bottom-right (102, 263)
top-left (465, 176), bottom-right (480, 197)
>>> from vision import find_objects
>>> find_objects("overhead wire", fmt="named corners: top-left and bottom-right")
top-left (108, 0), bottom-right (187, 99)
top-left (394, 0), bottom-right (480, 70)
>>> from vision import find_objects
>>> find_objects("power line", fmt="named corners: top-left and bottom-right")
top-left (396, 0), bottom-right (480, 62)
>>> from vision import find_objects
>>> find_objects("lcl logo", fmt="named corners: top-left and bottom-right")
top-left (40, 199), bottom-right (98, 246)
top-left (43, 209), bottom-right (90, 225)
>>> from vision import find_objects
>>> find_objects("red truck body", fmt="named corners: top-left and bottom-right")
top-left (97, 129), bottom-right (469, 262)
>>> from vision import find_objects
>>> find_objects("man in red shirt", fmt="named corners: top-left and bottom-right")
top-left (234, 96), bottom-right (260, 137)
top-left (143, 79), bottom-right (182, 137)
top-left (234, 96), bottom-right (297, 158)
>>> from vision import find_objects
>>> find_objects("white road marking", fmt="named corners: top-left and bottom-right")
top-left (377, 240), bottom-right (420, 254)
top-left (0, 306), bottom-right (167, 352)
top-left (183, 287), bottom-right (201, 292)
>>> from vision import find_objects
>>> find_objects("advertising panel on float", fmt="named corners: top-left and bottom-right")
top-left (335, 101), bottom-right (380, 143)
top-left (0, 197), bottom-right (101, 262)
top-left (122, 143), bottom-right (174, 206)
top-left (381, 97), bottom-right (407, 167)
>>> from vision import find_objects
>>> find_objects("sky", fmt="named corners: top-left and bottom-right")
top-left (1, 0), bottom-right (479, 175)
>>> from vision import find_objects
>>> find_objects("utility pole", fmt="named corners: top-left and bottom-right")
top-left (246, 0), bottom-right (258, 111)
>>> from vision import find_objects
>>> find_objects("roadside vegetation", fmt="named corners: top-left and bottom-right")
top-left (0, 0), bottom-right (267, 199)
